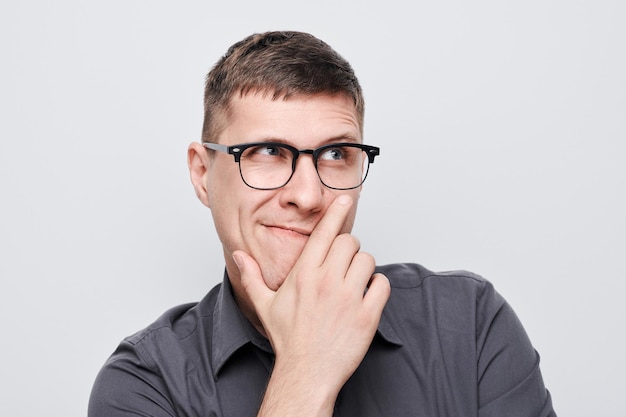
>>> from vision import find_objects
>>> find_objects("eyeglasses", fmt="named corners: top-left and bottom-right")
top-left (203, 142), bottom-right (380, 190)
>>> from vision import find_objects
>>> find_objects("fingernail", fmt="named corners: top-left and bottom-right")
top-left (337, 195), bottom-right (351, 205)
top-left (232, 253), bottom-right (244, 271)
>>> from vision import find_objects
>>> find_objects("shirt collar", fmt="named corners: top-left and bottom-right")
top-left (211, 270), bottom-right (402, 377)
top-left (211, 271), bottom-right (271, 377)
top-left (377, 303), bottom-right (403, 347)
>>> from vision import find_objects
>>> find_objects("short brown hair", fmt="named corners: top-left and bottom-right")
top-left (201, 31), bottom-right (364, 143)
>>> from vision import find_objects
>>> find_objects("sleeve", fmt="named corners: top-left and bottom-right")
top-left (475, 281), bottom-right (557, 417)
top-left (88, 340), bottom-right (177, 417)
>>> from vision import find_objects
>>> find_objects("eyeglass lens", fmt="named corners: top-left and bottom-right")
top-left (238, 144), bottom-right (370, 190)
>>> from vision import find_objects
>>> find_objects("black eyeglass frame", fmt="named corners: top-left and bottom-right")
top-left (203, 141), bottom-right (380, 190)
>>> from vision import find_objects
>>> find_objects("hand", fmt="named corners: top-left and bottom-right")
top-left (233, 194), bottom-right (391, 416)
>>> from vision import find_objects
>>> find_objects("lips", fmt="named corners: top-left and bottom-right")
top-left (265, 224), bottom-right (312, 237)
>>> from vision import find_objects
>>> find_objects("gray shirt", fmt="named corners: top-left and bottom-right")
top-left (89, 263), bottom-right (556, 416)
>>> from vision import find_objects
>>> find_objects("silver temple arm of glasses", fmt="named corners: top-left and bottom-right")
top-left (203, 142), bottom-right (230, 154)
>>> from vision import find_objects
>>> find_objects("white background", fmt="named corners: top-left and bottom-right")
top-left (1, 1), bottom-right (624, 415)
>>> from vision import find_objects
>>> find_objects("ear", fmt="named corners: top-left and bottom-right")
top-left (187, 142), bottom-right (212, 208)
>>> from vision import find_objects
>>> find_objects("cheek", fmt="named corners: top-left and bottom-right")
top-left (212, 190), bottom-right (276, 250)
top-left (207, 186), bottom-right (245, 249)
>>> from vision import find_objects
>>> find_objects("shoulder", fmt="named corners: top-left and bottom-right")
top-left (376, 263), bottom-right (506, 331)
top-left (89, 284), bottom-right (223, 416)
top-left (96, 283), bottom-right (222, 378)
top-left (121, 283), bottom-right (222, 365)
top-left (376, 262), bottom-right (492, 293)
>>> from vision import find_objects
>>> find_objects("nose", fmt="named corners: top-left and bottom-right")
top-left (278, 154), bottom-right (325, 211)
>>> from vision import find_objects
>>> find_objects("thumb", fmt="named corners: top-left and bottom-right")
top-left (233, 250), bottom-right (274, 312)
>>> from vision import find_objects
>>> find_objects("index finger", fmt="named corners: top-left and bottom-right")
top-left (298, 194), bottom-right (354, 267)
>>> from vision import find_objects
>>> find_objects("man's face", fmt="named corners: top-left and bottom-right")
top-left (195, 92), bottom-right (362, 301)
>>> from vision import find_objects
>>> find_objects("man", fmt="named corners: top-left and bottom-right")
top-left (89, 31), bottom-right (556, 416)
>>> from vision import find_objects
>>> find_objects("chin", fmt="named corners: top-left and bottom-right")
top-left (253, 235), bottom-right (307, 290)
top-left (259, 257), bottom-right (299, 291)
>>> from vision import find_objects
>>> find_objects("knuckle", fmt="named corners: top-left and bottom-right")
top-left (335, 233), bottom-right (360, 250)
top-left (370, 273), bottom-right (392, 299)
top-left (354, 251), bottom-right (376, 269)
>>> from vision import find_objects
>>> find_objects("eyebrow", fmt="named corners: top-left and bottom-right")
top-left (242, 134), bottom-right (360, 148)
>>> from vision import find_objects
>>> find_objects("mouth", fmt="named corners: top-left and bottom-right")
top-left (265, 224), bottom-right (312, 238)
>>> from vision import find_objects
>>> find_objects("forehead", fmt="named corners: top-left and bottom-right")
top-left (219, 92), bottom-right (362, 146)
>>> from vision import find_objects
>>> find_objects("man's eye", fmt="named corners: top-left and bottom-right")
top-left (247, 145), bottom-right (283, 157)
top-left (256, 145), bottom-right (281, 156)
top-left (319, 147), bottom-right (345, 161)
